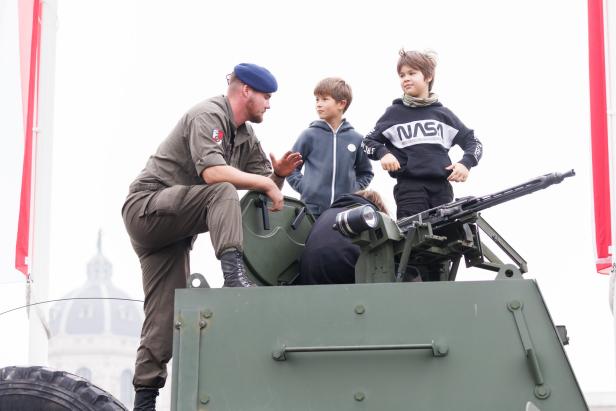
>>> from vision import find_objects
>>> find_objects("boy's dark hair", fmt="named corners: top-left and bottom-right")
top-left (397, 49), bottom-right (438, 91)
top-left (314, 77), bottom-right (353, 113)
top-left (355, 190), bottom-right (389, 215)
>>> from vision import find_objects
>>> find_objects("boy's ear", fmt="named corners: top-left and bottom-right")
top-left (338, 99), bottom-right (348, 111)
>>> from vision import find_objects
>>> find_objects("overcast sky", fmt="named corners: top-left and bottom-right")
top-left (1, 0), bottom-right (615, 396)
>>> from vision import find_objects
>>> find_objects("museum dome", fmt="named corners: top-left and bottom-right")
top-left (49, 232), bottom-right (142, 338)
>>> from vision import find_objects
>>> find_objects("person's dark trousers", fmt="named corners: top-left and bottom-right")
top-left (394, 177), bottom-right (453, 219)
top-left (122, 182), bottom-right (243, 390)
top-left (394, 178), bottom-right (453, 281)
top-left (134, 387), bottom-right (159, 410)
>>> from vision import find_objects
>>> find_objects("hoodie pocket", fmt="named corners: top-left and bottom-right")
top-left (405, 152), bottom-right (452, 179)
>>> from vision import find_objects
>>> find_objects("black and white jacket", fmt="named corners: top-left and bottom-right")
top-left (362, 99), bottom-right (483, 180)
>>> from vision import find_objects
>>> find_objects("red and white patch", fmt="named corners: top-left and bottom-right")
top-left (212, 129), bottom-right (224, 144)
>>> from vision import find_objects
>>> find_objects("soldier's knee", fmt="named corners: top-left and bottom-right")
top-left (212, 182), bottom-right (238, 198)
top-left (212, 182), bottom-right (239, 201)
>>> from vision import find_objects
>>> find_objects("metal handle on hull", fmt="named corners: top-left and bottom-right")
top-left (272, 340), bottom-right (448, 361)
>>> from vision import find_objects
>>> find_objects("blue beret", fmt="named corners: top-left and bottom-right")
top-left (233, 63), bottom-right (278, 93)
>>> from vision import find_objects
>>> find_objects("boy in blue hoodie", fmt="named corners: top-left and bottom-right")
top-left (287, 77), bottom-right (374, 217)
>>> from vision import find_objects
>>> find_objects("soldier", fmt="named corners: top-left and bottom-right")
top-left (122, 63), bottom-right (302, 410)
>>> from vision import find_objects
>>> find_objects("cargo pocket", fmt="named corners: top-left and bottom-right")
top-left (145, 185), bottom-right (190, 216)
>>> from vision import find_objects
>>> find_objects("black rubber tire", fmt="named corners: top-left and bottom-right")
top-left (0, 366), bottom-right (127, 411)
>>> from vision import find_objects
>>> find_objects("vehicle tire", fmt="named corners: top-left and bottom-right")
top-left (0, 366), bottom-right (127, 411)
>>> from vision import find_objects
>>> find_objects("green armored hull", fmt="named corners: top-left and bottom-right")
top-left (171, 281), bottom-right (586, 410)
top-left (171, 172), bottom-right (587, 410)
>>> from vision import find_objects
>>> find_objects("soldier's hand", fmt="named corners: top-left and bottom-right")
top-left (264, 183), bottom-right (284, 212)
top-left (380, 153), bottom-right (401, 172)
top-left (270, 151), bottom-right (303, 177)
top-left (446, 163), bottom-right (469, 182)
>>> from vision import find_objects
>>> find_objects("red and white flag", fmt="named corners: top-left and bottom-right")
top-left (588, 0), bottom-right (613, 274)
top-left (15, 0), bottom-right (42, 278)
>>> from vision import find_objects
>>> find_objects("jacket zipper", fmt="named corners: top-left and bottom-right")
top-left (329, 121), bottom-right (344, 205)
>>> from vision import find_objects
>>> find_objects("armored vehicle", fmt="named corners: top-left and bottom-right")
top-left (170, 170), bottom-right (588, 410)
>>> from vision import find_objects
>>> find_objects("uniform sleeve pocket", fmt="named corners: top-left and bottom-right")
top-left (145, 186), bottom-right (190, 216)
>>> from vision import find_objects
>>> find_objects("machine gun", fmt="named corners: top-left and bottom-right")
top-left (334, 170), bottom-right (575, 283)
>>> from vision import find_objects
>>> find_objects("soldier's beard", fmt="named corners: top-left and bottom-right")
top-left (246, 97), bottom-right (264, 123)
top-left (249, 112), bottom-right (264, 123)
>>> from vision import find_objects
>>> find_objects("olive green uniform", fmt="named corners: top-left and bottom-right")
top-left (122, 95), bottom-right (272, 388)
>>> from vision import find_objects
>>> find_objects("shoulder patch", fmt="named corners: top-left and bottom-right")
top-left (212, 129), bottom-right (224, 144)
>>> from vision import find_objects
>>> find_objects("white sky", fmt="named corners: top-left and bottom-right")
top-left (1, 0), bottom-right (615, 398)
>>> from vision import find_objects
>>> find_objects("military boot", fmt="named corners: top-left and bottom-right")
top-left (220, 249), bottom-right (257, 287)
top-left (133, 387), bottom-right (158, 411)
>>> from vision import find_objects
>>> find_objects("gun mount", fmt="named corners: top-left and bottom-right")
top-left (335, 170), bottom-right (575, 283)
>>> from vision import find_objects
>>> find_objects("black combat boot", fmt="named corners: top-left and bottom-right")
top-left (133, 387), bottom-right (159, 411)
top-left (220, 249), bottom-right (257, 287)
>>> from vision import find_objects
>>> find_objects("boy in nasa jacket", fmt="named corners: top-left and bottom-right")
top-left (362, 49), bottom-right (483, 219)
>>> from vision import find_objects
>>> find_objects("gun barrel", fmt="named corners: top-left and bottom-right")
top-left (397, 169), bottom-right (575, 232)
top-left (538, 169), bottom-right (575, 186)
top-left (562, 169), bottom-right (576, 178)
top-left (514, 169), bottom-right (575, 195)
